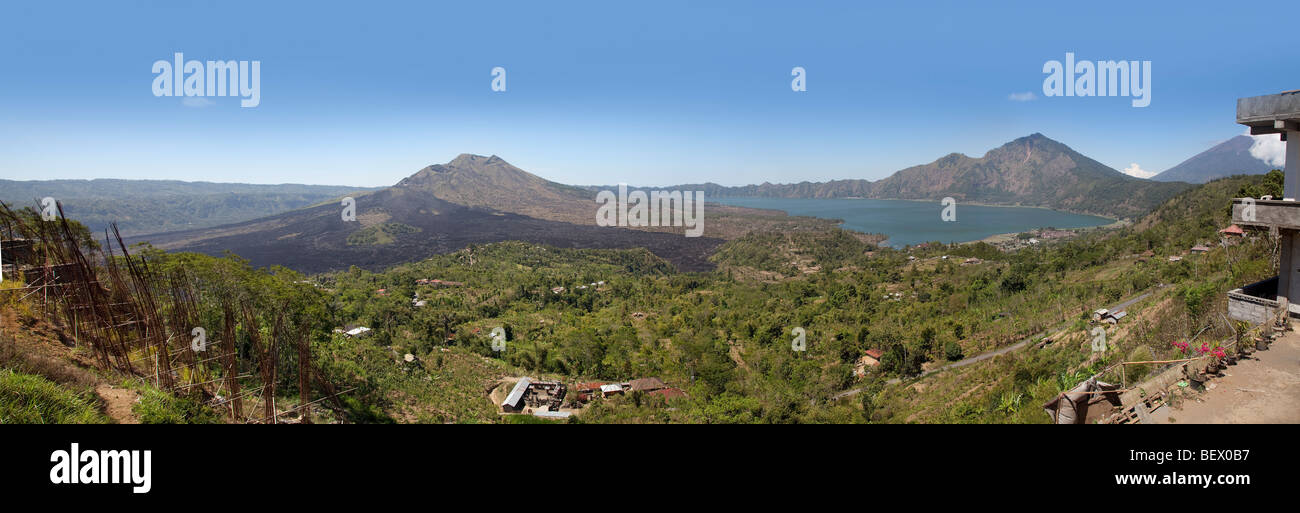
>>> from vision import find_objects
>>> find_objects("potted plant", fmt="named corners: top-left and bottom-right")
top-left (1211, 346), bottom-right (1230, 368)
top-left (1256, 336), bottom-right (1269, 351)
top-left (1191, 342), bottom-right (1219, 374)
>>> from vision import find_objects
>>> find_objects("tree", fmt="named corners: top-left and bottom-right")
top-left (944, 341), bottom-right (964, 361)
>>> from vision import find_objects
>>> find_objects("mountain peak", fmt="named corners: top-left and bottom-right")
top-left (1004, 132), bottom-right (1058, 147)
top-left (1151, 135), bottom-right (1274, 183)
top-left (448, 153), bottom-right (501, 167)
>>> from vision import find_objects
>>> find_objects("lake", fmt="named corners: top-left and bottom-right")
top-left (711, 197), bottom-right (1113, 247)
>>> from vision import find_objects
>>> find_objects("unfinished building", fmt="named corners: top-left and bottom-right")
top-left (1230, 90), bottom-right (1300, 323)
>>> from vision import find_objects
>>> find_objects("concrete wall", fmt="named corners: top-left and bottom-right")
top-left (1228, 291), bottom-right (1279, 324)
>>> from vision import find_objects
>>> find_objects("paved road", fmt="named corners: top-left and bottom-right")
top-left (832, 285), bottom-right (1166, 400)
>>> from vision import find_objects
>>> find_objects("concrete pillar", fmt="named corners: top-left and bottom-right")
top-left (1283, 230), bottom-right (1300, 314)
top-left (1287, 130), bottom-right (1300, 200)
top-left (1285, 132), bottom-right (1300, 314)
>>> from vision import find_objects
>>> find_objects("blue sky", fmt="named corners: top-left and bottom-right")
top-left (0, 1), bottom-right (1294, 187)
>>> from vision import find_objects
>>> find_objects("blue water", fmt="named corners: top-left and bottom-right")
top-left (712, 197), bottom-right (1112, 247)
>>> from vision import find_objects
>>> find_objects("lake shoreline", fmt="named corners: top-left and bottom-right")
top-left (709, 197), bottom-right (1116, 247)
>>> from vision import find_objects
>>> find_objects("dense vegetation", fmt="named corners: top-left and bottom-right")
top-left (287, 172), bottom-right (1276, 423)
top-left (1, 172), bottom-right (1280, 423)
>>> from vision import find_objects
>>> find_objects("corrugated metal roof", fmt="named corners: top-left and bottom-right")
top-left (503, 378), bottom-right (532, 408)
top-left (533, 410), bottom-right (571, 419)
top-left (599, 384), bottom-right (623, 394)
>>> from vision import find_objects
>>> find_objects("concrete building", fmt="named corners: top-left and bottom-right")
top-left (1230, 90), bottom-right (1300, 321)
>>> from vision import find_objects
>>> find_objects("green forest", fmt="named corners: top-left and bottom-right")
top-left (0, 172), bottom-right (1282, 424)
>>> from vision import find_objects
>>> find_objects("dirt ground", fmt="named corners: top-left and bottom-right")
top-left (95, 384), bottom-right (140, 424)
top-left (1154, 329), bottom-right (1300, 424)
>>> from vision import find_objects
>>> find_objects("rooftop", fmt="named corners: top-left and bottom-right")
top-left (1238, 90), bottom-right (1300, 135)
top-left (503, 378), bottom-right (532, 408)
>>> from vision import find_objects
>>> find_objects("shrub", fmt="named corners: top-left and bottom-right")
top-left (944, 341), bottom-right (964, 361)
top-left (132, 387), bottom-right (222, 424)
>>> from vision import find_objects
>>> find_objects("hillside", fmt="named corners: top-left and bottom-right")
top-left (396, 154), bottom-right (595, 224)
top-left (129, 156), bottom-right (731, 273)
top-left (0, 179), bottom-right (374, 236)
top-left (1151, 135), bottom-right (1277, 183)
top-left (866, 134), bottom-right (1188, 218)
top-left (644, 134), bottom-right (1189, 219)
top-left (2, 171), bottom-right (1280, 425)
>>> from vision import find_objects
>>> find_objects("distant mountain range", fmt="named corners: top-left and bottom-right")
top-left (130, 155), bottom-right (727, 273)
top-left (83, 132), bottom-right (1247, 273)
top-left (0, 179), bottom-right (377, 236)
top-left (639, 134), bottom-right (1189, 219)
top-left (1151, 135), bottom-right (1278, 183)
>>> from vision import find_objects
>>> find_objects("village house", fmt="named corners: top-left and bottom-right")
top-left (854, 348), bottom-right (885, 377)
top-left (599, 384), bottom-right (624, 398)
top-left (571, 382), bottom-right (605, 403)
top-left (628, 377), bottom-right (666, 392)
top-left (502, 378), bottom-right (532, 413)
top-left (344, 326), bottom-right (372, 338)
top-left (1092, 309), bottom-right (1126, 324)
top-left (1218, 224), bottom-right (1244, 238)
top-left (500, 378), bottom-right (567, 413)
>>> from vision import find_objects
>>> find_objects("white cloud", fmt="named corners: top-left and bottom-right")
top-left (1121, 163), bottom-right (1156, 179)
top-left (1247, 131), bottom-right (1286, 167)
top-left (1008, 91), bottom-right (1037, 102)
top-left (181, 97), bottom-right (215, 108)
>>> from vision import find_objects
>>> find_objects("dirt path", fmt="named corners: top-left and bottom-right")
top-left (95, 384), bottom-right (140, 424)
top-left (1154, 330), bottom-right (1300, 424)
